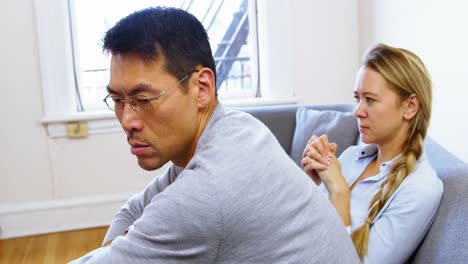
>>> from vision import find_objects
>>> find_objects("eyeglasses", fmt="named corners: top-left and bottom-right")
top-left (103, 70), bottom-right (198, 113)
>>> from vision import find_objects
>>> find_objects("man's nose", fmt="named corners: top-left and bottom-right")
top-left (120, 102), bottom-right (144, 132)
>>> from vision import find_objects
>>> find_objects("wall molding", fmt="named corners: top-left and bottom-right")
top-left (0, 192), bottom-right (133, 239)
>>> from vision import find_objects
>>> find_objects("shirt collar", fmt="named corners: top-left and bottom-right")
top-left (379, 152), bottom-right (403, 174)
top-left (352, 144), bottom-right (428, 188)
top-left (355, 144), bottom-right (404, 181)
top-left (357, 144), bottom-right (379, 159)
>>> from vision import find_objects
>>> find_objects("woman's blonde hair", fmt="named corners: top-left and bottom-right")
top-left (351, 43), bottom-right (432, 259)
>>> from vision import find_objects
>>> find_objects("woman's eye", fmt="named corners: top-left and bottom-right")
top-left (113, 98), bottom-right (125, 104)
top-left (353, 95), bottom-right (360, 103)
top-left (366, 97), bottom-right (375, 103)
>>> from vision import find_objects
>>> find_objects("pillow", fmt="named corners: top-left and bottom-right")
top-left (291, 108), bottom-right (359, 167)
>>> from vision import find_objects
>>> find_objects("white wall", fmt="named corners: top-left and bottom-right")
top-left (359, 0), bottom-right (468, 163)
top-left (1, 0), bottom-right (53, 203)
top-left (290, 0), bottom-right (359, 104)
top-left (258, 0), bottom-right (359, 104)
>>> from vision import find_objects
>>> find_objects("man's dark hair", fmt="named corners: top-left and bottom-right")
top-left (103, 7), bottom-right (217, 92)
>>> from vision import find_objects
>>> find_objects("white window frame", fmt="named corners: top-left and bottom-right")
top-left (34, 0), bottom-right (297, 138)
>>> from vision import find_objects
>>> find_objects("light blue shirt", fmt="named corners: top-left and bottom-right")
top-left (320, 144), bottom-right (443, 264)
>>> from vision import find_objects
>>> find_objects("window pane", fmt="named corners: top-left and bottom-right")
top-left (71, 0), bottom-right (258, 111)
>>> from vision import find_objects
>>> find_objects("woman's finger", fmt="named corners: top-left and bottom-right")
top-left (307, 134), bottom-right (319, 146)
top-left (318, 135), bottom-right (332, 156)
top-left (306, 147), bottom-right (329, 165)
top-left (302, 156), bottom-right (328, 171)
top-left (329, 142), bottom-right (338, 155)
top-left (311, 136), bottom-right (328, 158)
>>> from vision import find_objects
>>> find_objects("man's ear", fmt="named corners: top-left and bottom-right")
top-left (403, 94), bottom-right (420, 120)
top-left (195, 67), bottom-right (216, 108)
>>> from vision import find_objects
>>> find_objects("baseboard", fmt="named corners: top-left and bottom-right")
top-left (0, 192), bottom-right (134, 239)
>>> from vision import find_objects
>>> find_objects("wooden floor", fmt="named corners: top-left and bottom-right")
top-left (0, 226), bottom-right (108, 264)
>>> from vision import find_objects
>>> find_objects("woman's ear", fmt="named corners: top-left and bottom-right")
top-left (195, 67), bottom-right (216, 108)
top-left (403, 94), bottom-right (420, 120)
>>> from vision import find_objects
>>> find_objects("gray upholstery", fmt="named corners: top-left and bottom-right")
top-left (411, 137), bottom-right (468, 263)
top-left (234, 104), bottom-right (356, 155)
top-left (291, 108), bottom-right (358, 166)
top-left (236, 103), bottom-right (468, 264)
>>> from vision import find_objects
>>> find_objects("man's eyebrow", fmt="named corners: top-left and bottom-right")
top-left (106, 85), bottom-right (118, 94)
top-left (106, 83), bottom-right (154, 96)
top-left (128, 83), bottom-right (154, 96)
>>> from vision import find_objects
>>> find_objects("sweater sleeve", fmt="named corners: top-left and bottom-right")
top-left (102, 165), bottom-right (179, 245)
top-left (70, 168), bottom-right (223, 264)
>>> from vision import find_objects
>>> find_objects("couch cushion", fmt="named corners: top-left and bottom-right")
top-left (411, 137), bottom-right (468, 263)
top-left (291, 107), bottom-right (359, 166)
top-left (235, 105), bottom-right (300, 155)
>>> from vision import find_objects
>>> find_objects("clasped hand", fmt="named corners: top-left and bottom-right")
top-left (301, 135), bottom-right (347, 194)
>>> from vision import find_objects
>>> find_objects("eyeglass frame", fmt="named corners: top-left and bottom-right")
top-left (103, 70), bottom-right (199, 113)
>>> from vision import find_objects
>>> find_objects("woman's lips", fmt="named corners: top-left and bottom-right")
top-left (359, 125), bottom-right (369, 132)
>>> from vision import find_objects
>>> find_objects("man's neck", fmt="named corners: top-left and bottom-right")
top-left (182, 99), bottom-right (219, 167)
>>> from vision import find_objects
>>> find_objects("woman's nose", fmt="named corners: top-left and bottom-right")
top-left (353, 102), bottom-right (366, 118)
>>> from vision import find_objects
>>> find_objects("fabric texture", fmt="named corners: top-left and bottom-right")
top-left (410, 137), bottom-right (468, 263)
top-left (70, 103), bottom-right (360, 264)
top-left (291, 107), bottom-right (358, 166)
top-left (319, 144), bottom-right (443, 264)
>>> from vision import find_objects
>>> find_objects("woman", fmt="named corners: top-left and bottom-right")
top-left (302, 43), bottom-right (443, 263)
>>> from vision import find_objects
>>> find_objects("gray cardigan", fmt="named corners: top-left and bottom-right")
top-left (71, 104), bottom-right (359, 264)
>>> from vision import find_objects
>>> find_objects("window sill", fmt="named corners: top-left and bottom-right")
top-left (41, 97), bottom-right (298, 138)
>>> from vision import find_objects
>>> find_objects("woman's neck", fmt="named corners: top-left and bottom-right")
top-left (375, 140), bottom-right (405, 166)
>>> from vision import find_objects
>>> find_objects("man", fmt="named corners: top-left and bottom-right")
top-left (71, 7), bottom-right (359, 263)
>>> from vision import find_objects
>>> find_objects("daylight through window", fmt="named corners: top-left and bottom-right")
top-left (70, 0), bottom-right (259, 111)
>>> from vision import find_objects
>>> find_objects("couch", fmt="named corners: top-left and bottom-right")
top-left (237, 103), bottom-right (468, 263)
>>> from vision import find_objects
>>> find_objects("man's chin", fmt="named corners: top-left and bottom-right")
top-left (136, 157), bottom-right (166, 171)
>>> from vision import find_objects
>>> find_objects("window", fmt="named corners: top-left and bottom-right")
top-left (70, 0), bottom-right (259, 112)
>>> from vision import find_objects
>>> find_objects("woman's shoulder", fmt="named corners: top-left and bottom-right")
top-left (395, 153), bottom-right (443, 203)
top-left (407, 153), bottom-right (443, 188)
top-left (375, 153), bottom-right (443, 222)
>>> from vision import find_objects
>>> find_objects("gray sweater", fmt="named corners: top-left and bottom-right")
top-left (71, 104), bottom-right (359, 263)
